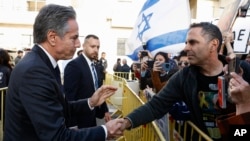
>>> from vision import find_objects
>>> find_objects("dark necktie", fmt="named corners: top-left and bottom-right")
top-left (91, 63), bottom-right (99, 90)
top-left (54, 65), bottom-right (62, 87)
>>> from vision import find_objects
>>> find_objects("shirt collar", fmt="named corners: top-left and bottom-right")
top-left (82, 52), bottom-right (94, 66)
top-left (36, 44), bottom-right (57, 69)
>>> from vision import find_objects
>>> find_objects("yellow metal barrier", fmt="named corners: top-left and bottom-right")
top-left (168, 118), bottom-right (213, 141)
top-left (105, 73), bottom-right (213, 141)
top-left (112, 72), bottom-right (138, 81)
top-left (0, 87), bottom-right (7, 140)
top-left (0, 73), bottom-right (213, 141)
top-left (122, 85), bottom-right (166, 141)
top-left (105, 73), bottom-right (166, 141)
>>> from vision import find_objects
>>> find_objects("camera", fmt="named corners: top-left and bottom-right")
top-left (162, 63), bottom-right (170, 72)
top-left (147, 60), bottom-right (154, 69)
top-left (140, 51), bottom-right (148, 58)
top-left (140, 42), bottom-right (148, 58)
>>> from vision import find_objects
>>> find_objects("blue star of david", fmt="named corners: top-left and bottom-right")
top-left (137, 13), bottom-right (153, 41)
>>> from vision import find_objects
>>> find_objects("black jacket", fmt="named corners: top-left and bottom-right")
top-left (4, 45), bottom-right (106, 141)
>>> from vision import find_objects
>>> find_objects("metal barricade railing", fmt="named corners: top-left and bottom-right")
top-left (168, 118), bottom-right (213, 141)
top-left (0, 87), bottom-right (7, 139)
top-left (141, 89), bottom-right (213, 141)
top-left (0, 74), bottom-right (214, 141)
top-left (122, 85), bottom-right (165, 141)
top-left (105, 73), bottom-right (165, 141)
top-left (105, 73), bottom-right (213, 141)
top-left (112, 72), bottom-right (138, 81)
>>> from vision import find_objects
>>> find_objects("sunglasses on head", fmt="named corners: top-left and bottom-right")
top-left (178, 61), bottom-right (189, 66)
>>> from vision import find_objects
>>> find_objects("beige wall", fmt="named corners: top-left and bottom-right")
top-left (0, 0), bottom-right (241, 72)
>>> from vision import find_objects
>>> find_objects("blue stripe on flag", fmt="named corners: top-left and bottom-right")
top-left (147, 29), bottom-right (188, 51)
top-left (139, 0), bottom-right (159, 14)
top-left (127, 29), bottom-right (188, 60)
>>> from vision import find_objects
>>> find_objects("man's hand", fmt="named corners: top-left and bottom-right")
top-left (89, 85), bottom-right (117, 107)
top-left (228, 72), bottom-right (250, 115)
top-left (141, 60), bottom-right (148, 71)
top-left (220, 30), bottom-right (235, 59)
top-left (104, 112), bottom-right (111, 122)
top-left (106, 118), bottom-right (124, 139)
top-left (119, 118), bottom-right (132, 131)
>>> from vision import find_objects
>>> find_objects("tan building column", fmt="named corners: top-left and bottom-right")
top-left (190, 0), bottom-right (198, 19)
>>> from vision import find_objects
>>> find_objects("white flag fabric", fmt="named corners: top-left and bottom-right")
top-left (126, 0), bottom-right (191, 61)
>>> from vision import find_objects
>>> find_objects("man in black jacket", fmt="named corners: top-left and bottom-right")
top-left (120, 22), bottom-right (250, 141)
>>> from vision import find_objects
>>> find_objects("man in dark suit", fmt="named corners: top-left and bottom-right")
top-left (64, 34), bottom-right (111, 129)
top-left (3, 4), bottom-right (124, 141)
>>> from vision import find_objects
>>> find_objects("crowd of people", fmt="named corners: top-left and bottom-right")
top-left (0, 3), bottom-right (250, 141)
top-left (120, 22), bottom-right (250, 141)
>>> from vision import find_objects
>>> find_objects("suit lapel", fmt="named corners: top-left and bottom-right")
top-left (32, 45), bottom-right (63, 93)
top-left (79, 55), bottom-right (97, 90)
top-left (31, 45), bottom-right (71, 126)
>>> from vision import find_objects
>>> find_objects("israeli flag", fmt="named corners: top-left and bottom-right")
top-left (126, 0), bottom-right (191, 61)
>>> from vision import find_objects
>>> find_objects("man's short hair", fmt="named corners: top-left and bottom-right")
top-left (85, 34), bottom-right (99, 40)
top-left (17, 50), bottom-right (23, 54)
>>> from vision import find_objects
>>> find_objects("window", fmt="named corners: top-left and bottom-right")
top-left (117, 38), bottom-right (127, 55)
top-left (27, 0), bottom-right (46, 11)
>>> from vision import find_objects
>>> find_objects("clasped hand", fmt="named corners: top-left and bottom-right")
top-left (105, 118), bottom-right (131, 139)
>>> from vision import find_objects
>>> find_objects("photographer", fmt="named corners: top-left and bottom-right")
top-left (138, 50), bottom-right (153, 62)
top-left (130, 63), bottom-right (141, 80)
top-left (140, 51), bottom-right (178, 92)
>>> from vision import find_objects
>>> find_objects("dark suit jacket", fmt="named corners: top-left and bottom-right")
top-left (4, 45), bottom-right (106, 141)
top-left (64, 54), bottom-right (108, 128)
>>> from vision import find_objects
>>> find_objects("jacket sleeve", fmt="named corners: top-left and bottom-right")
top-left (64, 60), bottom-right (81, 101)
top-left (95, 102), bottom-right (109, 118)
top-left (126, 70), bottom-right (184, 128)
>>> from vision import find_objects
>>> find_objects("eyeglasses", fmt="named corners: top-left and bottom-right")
top-left (178, 61), bottom-right (189, 66)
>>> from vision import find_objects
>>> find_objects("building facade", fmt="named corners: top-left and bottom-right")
top-left (0, 0), bottom-right (233, 72)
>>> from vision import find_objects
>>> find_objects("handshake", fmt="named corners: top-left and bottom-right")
top-left (104, 118), bottom-right (131, 139)
top-left (89, 85), bottom-right (132, 139)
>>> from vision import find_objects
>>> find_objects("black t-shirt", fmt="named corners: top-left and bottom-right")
top-left (197, 71), bottom-right (224, 140)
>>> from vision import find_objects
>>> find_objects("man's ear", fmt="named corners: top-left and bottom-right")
top-left (210, 38), bottom-right (219, 52)
top-left (47, 30), bottom-right (56, 46)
